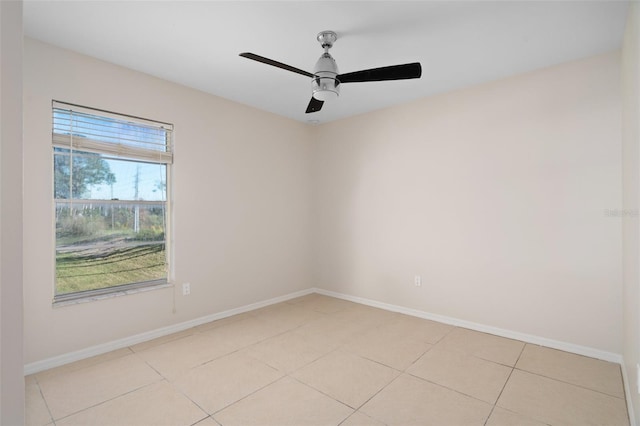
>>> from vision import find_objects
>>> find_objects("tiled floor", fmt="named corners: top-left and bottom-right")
top-left (26, 294), bottom-right (630, 425)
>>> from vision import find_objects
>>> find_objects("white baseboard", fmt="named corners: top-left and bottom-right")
top-left (25, 285), bottom-right (623, 373)
top-left (23, 287), bottom-right (315, 375)
top-left (314, 288), bottom-right (623, 364)
top-left (621, 359), bottom-right (638, 426)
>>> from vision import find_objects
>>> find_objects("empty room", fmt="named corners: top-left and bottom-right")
top-left (1, 0), bottom-right (640, 424)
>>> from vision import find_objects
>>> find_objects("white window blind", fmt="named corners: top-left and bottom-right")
top-left (52, 101), bottom-right (173, 164)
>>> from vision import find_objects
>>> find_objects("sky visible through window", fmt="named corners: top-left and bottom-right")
top-left (87, 157), bottom-right (166, 201)
top-left (53, 109), bottom-right (168, 202)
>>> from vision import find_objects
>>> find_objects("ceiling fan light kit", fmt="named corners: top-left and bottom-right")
top-left (312, 31), bottom-right (340, 101)
top-left (312, 54), bottom-right (340, 101)
top-left (240, 30), bottom-right (422, 114)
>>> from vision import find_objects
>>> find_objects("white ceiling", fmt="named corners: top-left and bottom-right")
top-left (23, 1), bottom-right (629, 124)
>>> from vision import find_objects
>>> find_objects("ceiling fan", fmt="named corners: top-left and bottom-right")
top-left (240, 31), bottom-right (422, 114)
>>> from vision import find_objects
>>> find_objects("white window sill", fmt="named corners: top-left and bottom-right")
top-left (53, 282), bottom-right (173, 308)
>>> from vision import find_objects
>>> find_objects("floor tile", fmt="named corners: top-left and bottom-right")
top-left (344, 303), bottom-right (398, 319)
top-left (194, 312), bottom-right (255, 333)
top-left (343, 326), bottom-right (432, 370)
top-left (172, 351), bottom-right (283, 414)
top-left (407, 347), bottom-right (512, 403)
top-left (497, 369), bottom-right (629, 425)
top-left (25, 378), bottom-right (52, 426)
top-left (339, 411), bottom-right (386, 426)
top-left (485, 407), bottom-right (549, 426)
top-left (516, 344), bottom-right (624, 398)
top-left (55, 381), bottom-right (207, 426)
top-left (292, 350), bottom-right (400, 409)
top-left (434, 328), bottom-right (524, 366)
top-left (200, 315), bottom-right (292, 350)
top-left (360, 373), bottom-right (492, 425)
top-left (295, 315), bottom-right (374, 350)
top-left (213, 377), bottom-right (353, 426)
top-left (245, 330), bottom-right (330, 373)
top-left (380, 314), bottom-right (454, 344)
top-left (25, 295), bottom-right (631, 425)
top-left (193, 417), bottom-right (221, 426)
top-left (38, 354), bottom-right (162, 420)
top-left (135, 334), bottom-right (236, 379)
top-left (35, 347), bottom-right (133, 381)
top-left (285, 293), bottom-right (320, 305)
top-left (330, 304), bottom-right (399, 329)
top-left (130, 328), bottom-right (196, 353)
top-left (294, 294), bottom-right (356, 314)
top-left (251, 302), bottom-right (326, 328)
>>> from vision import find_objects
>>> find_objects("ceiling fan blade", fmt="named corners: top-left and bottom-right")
top-left (337, 62), bottom-right (422, 84)
top-left (239, 52), bottom-right (315, 78)
top-left (305, 97), bottom-right (324, 113)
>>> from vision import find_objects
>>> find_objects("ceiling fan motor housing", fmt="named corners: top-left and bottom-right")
top-left (312, 52), bottom-right (340, 101)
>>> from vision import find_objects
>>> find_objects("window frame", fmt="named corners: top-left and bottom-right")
top-left (51, 101), bottom-right (174, 305)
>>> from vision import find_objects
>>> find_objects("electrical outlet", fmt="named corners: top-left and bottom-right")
top-left (182, 282), bottom-right (191, 296)
top-left (414, 275), bottom-right (422, 287)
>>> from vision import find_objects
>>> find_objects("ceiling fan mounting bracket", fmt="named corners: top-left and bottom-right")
top-left (317, 31), bottom-right (337, 50)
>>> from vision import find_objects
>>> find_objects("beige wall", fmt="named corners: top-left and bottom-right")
top-left (622, 2), bottom-right (640, 421)
top-left (23, 38), bottom-right (313, 363)
top-left (23, 36), bottom-right (626, 370)
top-left (1, 1), bottom-right (24, 423)
top-left (312, 52), bottom-right (623, 353)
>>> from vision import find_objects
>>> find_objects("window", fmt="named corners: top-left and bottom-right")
top-left (52, 101), bottom-right (173, 303)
